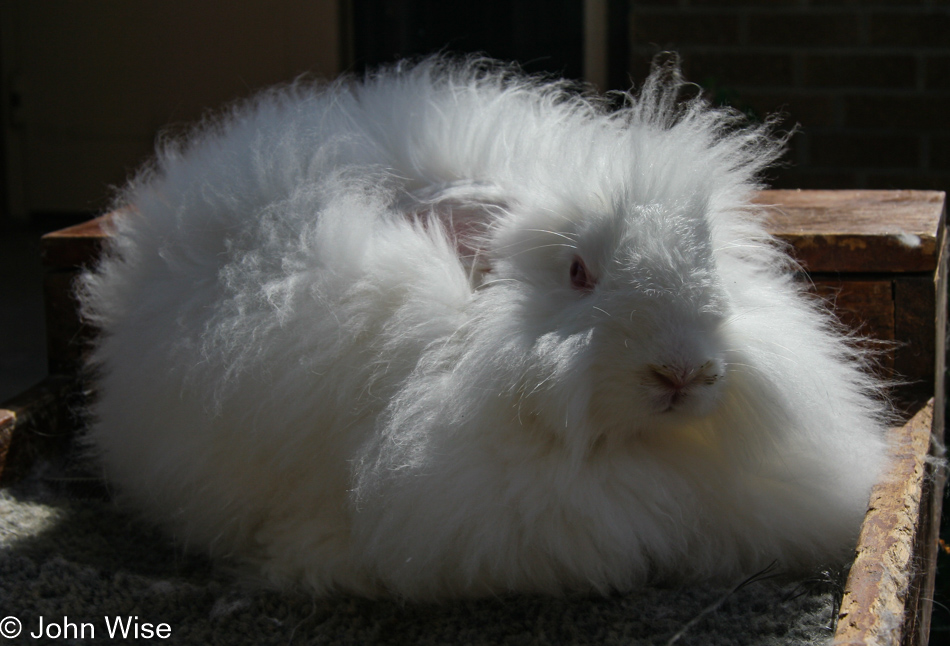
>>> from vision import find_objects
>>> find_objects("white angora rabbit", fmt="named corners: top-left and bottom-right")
top-left (79, 57), bottom-right (890, 598)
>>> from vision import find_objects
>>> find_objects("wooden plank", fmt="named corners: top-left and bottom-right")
top-left (44, 269), bottom-right (88, 373)
top-left (894, 276), bottom-right (938, 404)
top-left (834, 400), bottom-right (936, 646)
top-left (904, 457), bottom-right (946, 646)
top-left (755, 190), bottom-right (944, 273)
top-left (40, 213), bottom-right (114, 269)
top-left (909, 204), bottom-right (948, 645)
top-left (42, 191), bottom-right (946, 275)
top-left (36, 192), bottom-right (945, 391)
top-left (810, 279), bottom-right (897, 383)
top-left (811, 279), bottom-right (895, 342)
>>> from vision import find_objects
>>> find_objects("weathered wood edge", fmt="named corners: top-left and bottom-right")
top-left (40, 213), bottom-right (114, 269)
top-left (41, 191), bottom-right (947, 273)
top-left (833, 400), bottom-right (937, 646)
top-left (756, 189), bottom-right (944, 273)
top-left (906, 196), bottom-right (948, 645)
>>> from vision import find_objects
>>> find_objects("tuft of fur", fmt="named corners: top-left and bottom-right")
top-left (79, 57), bottom-right (890, 599)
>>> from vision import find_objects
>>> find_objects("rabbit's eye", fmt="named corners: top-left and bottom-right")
top-left (570, 256), bottom-right (596, 292)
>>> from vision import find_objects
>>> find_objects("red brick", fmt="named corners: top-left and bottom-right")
top-left (868, 11), bottom-right (950, 47)
top-left (809, 133), bottom-right (919, 169)
top-left (626, 54), bottom-right (816, 122)
top-left (680, 52), bottom-right (796, 87)
top-left (931, 135), bottom-right (950, 170)
top-left (626, 49), bottom-right (796, 89)
top-left (769, 169), bottom-right (862, 190)
top-left (864, 172), bottom-right (950, 190)
top-left (630, 0), bottom-right (799, 6)
top-left (925, 56), bottom-right (950, 91)
top-left (812, 0), bottom-right (934, 4)
top-left (748, 13), bottom-right (863, 47)
top-left (801, 55), bottom-right (917, 89)
top-left (845, 96), bottom-right (950, 131)
top-left (689, 0), bottom-right (801, 5)
top-left (630, 12), bottom-right (741, 46)
top-left (626, 52), bottom-right (657, 84)
top-left (741, 92), bottom-right (840, 128)
top-left (779, 131), bottom-right (805, 164)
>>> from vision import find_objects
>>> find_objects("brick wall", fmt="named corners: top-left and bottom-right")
top-left (625, 1), bottom-right (950, 191)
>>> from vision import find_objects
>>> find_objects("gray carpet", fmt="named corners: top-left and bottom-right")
top-left (0, 465), bottom-right (838, 645)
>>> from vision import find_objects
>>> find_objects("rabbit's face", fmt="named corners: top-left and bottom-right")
top-left (481, 191), bottom-right (731, 443)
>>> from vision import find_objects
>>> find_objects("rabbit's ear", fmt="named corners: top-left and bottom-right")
top-left (404, 180), bottom-right (509, 279)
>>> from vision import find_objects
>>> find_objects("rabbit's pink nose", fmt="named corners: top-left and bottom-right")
top-left (647, 361), bottom-right (723, 410)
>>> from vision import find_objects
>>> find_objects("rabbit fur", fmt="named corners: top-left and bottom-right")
top-left (79, 57), bottom-right (890, 598)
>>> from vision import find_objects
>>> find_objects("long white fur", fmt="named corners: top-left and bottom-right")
top-left (79, 57), bottom-right (890, 598)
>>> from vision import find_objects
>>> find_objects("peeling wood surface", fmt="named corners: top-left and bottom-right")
top-left (755, 190), bottom-right (943, 237)
top-left (834, 401), bottom-right (935, 646)
top-left (40, 213), bottom-right (114, 269)
top-left (894, 277), bottom-right (939, 403)
top-left (755, 190), bottom-right (944, 273)
top-left (810, 279), bottom-right (896, 341)
top-left (42, 191), bottom-right (946, 273)
top-left (44, 269), bottom-right (89, 373)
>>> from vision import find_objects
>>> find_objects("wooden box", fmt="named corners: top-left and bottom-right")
top-left (33, 191), bottom-right (948, 399)
top-left (752, 190), bottom-right (947, 408)
top-left (2, 189), bottom-right (947, 645)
